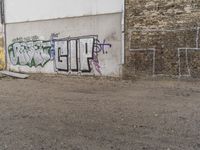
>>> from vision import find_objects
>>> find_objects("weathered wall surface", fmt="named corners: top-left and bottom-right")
top-left (6, 13), bottom-right (122, 76)
top-left (4, 0), bottom-right (123, 23)
top-left (125, 0), bottom-right (200, 78)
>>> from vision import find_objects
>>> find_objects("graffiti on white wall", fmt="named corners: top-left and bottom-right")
top-left (53, 35), bottom-right (112, 74)
top-left (8, 35), bottom-right (112, 74)
top-left (8, 36), bottom-right (51, 67)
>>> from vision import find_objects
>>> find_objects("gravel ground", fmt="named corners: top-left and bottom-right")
top-left (0, 74), bottom-right (199, 150)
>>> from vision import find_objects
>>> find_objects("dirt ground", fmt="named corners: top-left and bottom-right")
top-left (0, 74), bottom-right (200, 150)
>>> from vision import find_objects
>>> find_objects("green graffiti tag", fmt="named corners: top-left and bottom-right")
top-left (8, 41), bottom-right (51, 67)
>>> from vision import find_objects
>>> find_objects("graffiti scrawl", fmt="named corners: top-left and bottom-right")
top-left (8, 35), bottom-right (112, 74)
top-left (53, 35), bottom-right (112, 73)
top-left (93, 39), bottom-right (112, 74)
top-left (8, 41), bottom-right (51, 67)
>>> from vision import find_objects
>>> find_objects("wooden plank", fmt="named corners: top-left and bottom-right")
top-left (0, 71), bottom-right (29, 79)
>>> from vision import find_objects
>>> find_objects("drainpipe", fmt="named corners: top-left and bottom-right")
top-left (121, 0), bottom-right (125, 65)
top-left (119, 0), bottom-right (125, 77)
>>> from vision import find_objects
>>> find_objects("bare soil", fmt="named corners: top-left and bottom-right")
top-left (0, 74), bottom-right (200, 150)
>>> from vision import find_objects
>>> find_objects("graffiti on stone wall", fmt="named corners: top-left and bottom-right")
top-left (8, 35), bottom-right (112, 74)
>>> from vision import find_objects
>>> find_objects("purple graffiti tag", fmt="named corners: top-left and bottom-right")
top-left (90, 39), bottom-right (112, 74)
top-left (94, 39), bottom-right (112, 54)
top-left (91, 52), bottom-right (102, 75)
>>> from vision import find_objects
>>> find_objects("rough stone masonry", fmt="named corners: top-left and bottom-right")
top-left (124, 0), bottom-right (200, 78)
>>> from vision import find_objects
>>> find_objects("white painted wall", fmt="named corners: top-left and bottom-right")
top-left (4, 0), bottom-right (123, 23)
top-left (6, 13), bottom-right (122, 76)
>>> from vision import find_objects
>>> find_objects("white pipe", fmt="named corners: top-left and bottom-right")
top-left (121, 0), bottom-right (125, 65)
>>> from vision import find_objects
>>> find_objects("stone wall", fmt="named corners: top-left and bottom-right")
top-left (124, 0), bottom-right (200, 78)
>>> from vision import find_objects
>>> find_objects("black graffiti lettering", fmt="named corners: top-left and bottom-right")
top-left (9, 35), bottom-right (112, 74)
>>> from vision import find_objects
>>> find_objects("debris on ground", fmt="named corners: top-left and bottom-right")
top-left (0, 70), bottom-right (29, 79)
